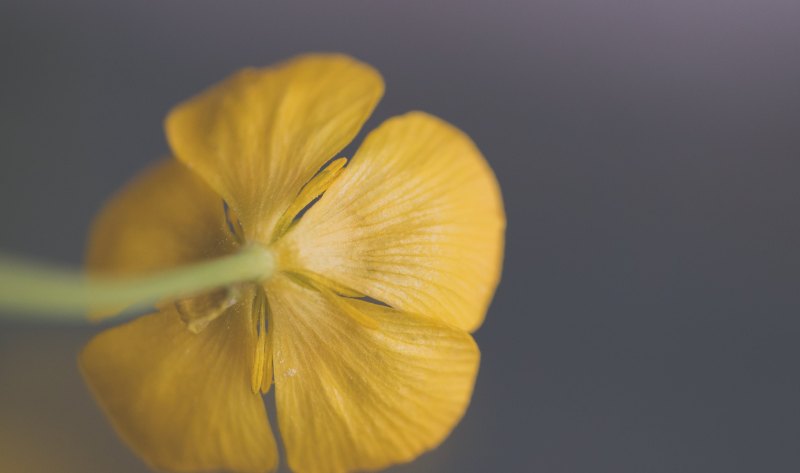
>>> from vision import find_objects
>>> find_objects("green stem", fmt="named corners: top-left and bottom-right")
top-left (0, 245), bottom-right (274, 322)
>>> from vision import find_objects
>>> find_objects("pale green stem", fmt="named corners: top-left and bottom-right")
top-left (0, 245), bottom-right (274, 322)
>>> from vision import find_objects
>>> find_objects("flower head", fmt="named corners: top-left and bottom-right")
top-left (80, 53), bottom-right (505, 473)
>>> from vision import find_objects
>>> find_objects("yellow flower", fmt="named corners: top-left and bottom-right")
top-left (80, 53), bottom-right (505, 473)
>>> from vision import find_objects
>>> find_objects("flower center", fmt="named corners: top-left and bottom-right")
top-left (171, 242), bottom-right (275, 334)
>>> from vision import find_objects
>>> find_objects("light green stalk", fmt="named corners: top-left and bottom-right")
top-left (0, 245), bottom-right (274, 322)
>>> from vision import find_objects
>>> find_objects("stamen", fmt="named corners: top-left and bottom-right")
top-left (271, 157), bottom-right (348, 241)
top-left (294, 275), bottom-right (379, 330)
top-left (250, 288), bottom-right (273, 394)
top-left (291, 271), bottom-right (366, 299)
top-left (328, 293), bottom-right (380, 330)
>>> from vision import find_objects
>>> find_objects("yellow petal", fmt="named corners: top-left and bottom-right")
top-left (80, 303), bottom-right (278, 473)
top-left (87, 158), bottom-right (235, 278)
top-left (275, 112), bottom-right (505, 332)
top-left (165, 54), bottom-right (384, 241)
top-left (266, 276), bottom-right (479, 473)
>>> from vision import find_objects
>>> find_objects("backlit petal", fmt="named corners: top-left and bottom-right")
top-left (267, 276), bottom-right (479, 473)
top-left (275, 112), bottom-right (505, 332)
top-left (165, 54), bottom-right (384, 241)
top-left (80, 304), bottom-right (278, 473)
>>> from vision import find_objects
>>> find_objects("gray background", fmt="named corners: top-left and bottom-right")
top-left (2, 1), bottom-right (799, 472)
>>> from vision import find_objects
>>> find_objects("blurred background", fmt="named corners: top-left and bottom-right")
top-left (1, 0), bottom-right (800, 471)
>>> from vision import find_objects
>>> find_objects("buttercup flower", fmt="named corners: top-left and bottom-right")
top-left (80, 53), bottom-right (505, 473)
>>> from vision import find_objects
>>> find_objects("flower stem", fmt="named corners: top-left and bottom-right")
top-left (0, 245), bottom-right (274, 322)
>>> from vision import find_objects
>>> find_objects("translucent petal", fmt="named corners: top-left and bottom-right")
top-left (266, 276), bottom-right (479, 473)
top-left (165, 54), bottom-right (384, 241)
top-left (275, 112), bottom-right (505, 332)
top-left (79, 303), bottom-right (278, 473)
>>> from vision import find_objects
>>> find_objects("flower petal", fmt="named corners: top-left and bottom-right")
top-left (275, 112), bottom-right (505, 332)
top-left (267, 276), bottom-right (479, 473)
top-left (80, 304), bottom-right (278, 473)
top-left (165, 54), bottom-right (384, 241)
top-left (87, 159), bottom-right (235, 278)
